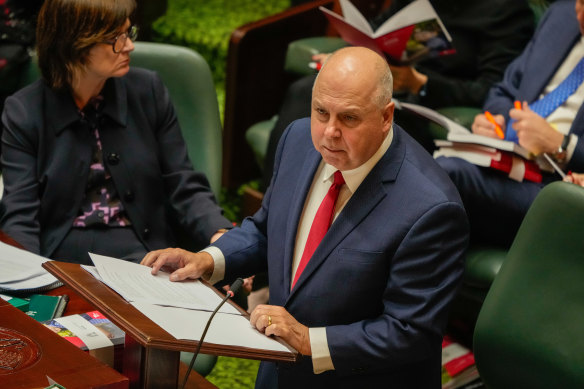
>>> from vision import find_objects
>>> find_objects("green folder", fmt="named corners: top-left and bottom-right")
top-left (1, 294), bottom-right (30, 311)
top-left (26, 294), bottom-right (69, 322)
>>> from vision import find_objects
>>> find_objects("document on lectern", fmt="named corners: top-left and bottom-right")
top-left (86, 253), bottom-right (293, 354)
top-left (87, 252), bottom-right (240, 315)
top-left (132, 302), bottom-right (291, 352)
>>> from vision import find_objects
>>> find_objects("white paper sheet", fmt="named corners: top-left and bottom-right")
top-left (88, 253), bottom-right (240, 315)
top-left (0, 241), bottom-right (61, 292)
top-left (132, 302), bottom-right (291, 353)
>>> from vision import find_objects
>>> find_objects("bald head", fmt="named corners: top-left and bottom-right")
top-left (315, 47), bottom-right (393, 109)
top-left (310, 46), bottom-right (395, 171)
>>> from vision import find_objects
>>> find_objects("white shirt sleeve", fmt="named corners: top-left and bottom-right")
top-left (309, 327), bottom-right (335, 373)
top-left (200, 246), bottom-right (225, 285)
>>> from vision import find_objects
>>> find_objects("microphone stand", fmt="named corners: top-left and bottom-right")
top-left (180, 278), bottom-right (244, 389)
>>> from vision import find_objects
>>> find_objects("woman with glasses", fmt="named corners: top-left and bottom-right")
top-left (0, 0), bottom-right (233, 265)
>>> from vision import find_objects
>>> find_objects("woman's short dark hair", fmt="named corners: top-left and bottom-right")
top-left (36, 0), bottom-right (136, 91)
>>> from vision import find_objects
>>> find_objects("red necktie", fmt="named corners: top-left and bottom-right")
top-left (292, 170), bottom-right (345, 289)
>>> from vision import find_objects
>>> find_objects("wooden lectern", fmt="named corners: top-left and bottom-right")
top-left (43, 261), bottom-right (298, 389)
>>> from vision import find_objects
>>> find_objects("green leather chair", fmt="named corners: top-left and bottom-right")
top-left (14, 41), bottom-right (223, 198)
top-left (12, 42), bottom-right (221, 377)
top-left (473, 181), bottom-right (584, 388)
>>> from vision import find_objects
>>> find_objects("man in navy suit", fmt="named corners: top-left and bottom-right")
top-left (142, 47), bottom-right (469, 388)
top-left (437, 0), bottom-right (584, 247)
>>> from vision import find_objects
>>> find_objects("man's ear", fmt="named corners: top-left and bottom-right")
top-left (382, 101), bottom-right (395, 133)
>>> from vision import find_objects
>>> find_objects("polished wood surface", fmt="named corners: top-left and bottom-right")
top-left (0, 299), bottom-right (129, 389)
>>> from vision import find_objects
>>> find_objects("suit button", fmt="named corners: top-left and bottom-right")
top-left (124, 190), bottom-right (134, 202)
top-left (143, 228), bottom-right (150, 239)
top-left (107, 153), bottom-right (120, 165)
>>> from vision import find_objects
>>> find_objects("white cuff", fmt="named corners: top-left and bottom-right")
top-left (200, 246), bottom-right (225, 285)
top-left (309, 327), bottom-right (335, 374)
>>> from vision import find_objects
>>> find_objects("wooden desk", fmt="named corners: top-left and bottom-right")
top-left (43, 261), bottom-right (297, 389)
top-left (0, 298), bottom-right (129, 388)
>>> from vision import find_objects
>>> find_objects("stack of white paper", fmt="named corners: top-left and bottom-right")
top-left (0, 241), bottom-right (61, 292)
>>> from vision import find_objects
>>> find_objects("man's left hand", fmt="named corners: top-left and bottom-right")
top-left (250, 304), bottom-right (311, 356)
top-left (389, 65), bottom-right (428, 95)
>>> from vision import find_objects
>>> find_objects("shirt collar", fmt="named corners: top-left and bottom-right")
top-left (322, 126), bottom-right (393, 193)
top-left (48, 76), bottom-right (128, 135)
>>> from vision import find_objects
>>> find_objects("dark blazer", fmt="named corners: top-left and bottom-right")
top-left (214, 118), bottom-right (469, 388)
top-left (0, 68), bottom-right (231, 258)
top-left (484, 0), bottom-right (584, 172)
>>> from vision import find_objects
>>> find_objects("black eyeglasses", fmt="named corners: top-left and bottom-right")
top-left (103, 25), bottom-right (139, 53)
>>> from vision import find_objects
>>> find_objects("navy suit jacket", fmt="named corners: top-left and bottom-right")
top-left (484, 0), bottom-right (584, 172)
top-left (0, 68), bottom-right (231, 258)
top-left (214, 118), bottom-right (469, 388)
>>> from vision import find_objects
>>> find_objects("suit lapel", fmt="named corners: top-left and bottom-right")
top-left (521, 16), bottom-right (580, 102)
top-left (286, 127), bottom-right (405, 302)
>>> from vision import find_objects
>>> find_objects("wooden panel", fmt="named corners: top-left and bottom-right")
top-left (222, 0), bottom-right (334, 189)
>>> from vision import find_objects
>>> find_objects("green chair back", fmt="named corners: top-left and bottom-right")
top-left (14, 42), bottom-right (222, 197)
top-left (129, 42), bottom-right (223, 197)
top-left (473, 181), bottom-right (584, 389)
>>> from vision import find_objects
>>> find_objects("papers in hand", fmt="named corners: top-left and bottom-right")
top-left (0, 241), bottom-right (62, 293)
top-left (88, 253), bottom-right (240, 315)
top-left (320, 0), bottom-right (454, 65)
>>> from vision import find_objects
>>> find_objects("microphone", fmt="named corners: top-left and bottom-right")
top-left (180, 278), bottom-right (244, 389)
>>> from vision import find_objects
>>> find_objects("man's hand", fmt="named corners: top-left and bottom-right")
top-left (388, 64), bottom-right (428, 95)
top-left (564, 172), bottom-right (584, 186)
top-left (472, 112), bottom-right (506, 138)
top-left (140, 248), bottom-right (214, 282)
top-left (250, 304), bottom-right (311, 356)
top-left (509, 103), bottom-right (563, 155)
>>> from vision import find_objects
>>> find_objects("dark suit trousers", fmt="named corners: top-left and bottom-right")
top-left (436, 156), bottom-right (553, 247)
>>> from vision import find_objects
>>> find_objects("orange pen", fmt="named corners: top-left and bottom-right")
top-left (514, 100), bottom-right (522, 110)
top-left (484, 111), bottom-right (504, 139)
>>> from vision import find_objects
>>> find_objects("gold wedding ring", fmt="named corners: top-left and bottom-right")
top-left (267, 315), bottom-right (272, 327)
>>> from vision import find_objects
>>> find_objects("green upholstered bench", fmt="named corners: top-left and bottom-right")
top-left (474, 182), bottom-right (584, 388)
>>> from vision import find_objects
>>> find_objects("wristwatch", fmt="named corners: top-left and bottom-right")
top-left (552, 134), bottom-right (570, 163)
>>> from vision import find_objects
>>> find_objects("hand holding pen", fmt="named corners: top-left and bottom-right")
top-left (484, 111), bottom-right (505, 139)
top-left (471, 111), bottom-right (505, 139)
top-left (509, 100), bottom-right (564, 156)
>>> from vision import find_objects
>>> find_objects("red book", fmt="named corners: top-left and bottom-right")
top-left (320, 0), bottom-right (454, 65)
